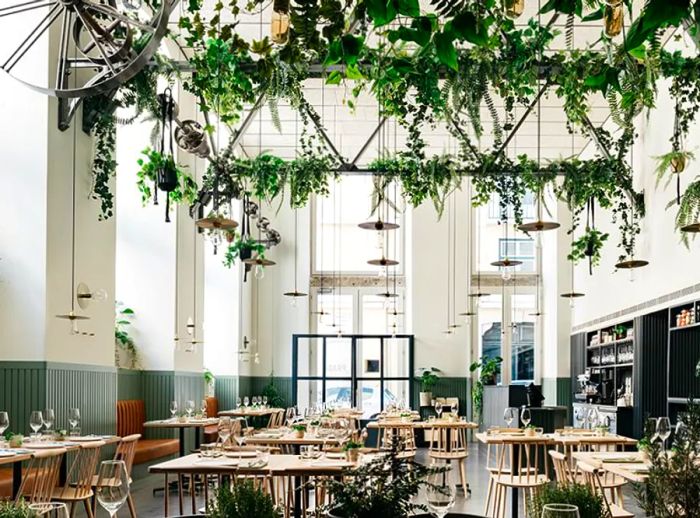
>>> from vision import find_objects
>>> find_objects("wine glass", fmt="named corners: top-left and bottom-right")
top-left (43, 409), bottom-right (55, 434)
top-left (185, 400), bottom-right (195, 418)
top-left (233, 420), bottom-right (246, 447)
top-left (425, 472), bottom-right (456, 518)
top-left (656, 417), bottom-right (671, 452)
top-left (520, 407), bottom-right (531, 428)
top-left (28, 503), bottom-right (70, 517)
top-left (29, 411), bottom-right (44, 439)
top-left (236, 397), bottom-right (242, 409)
top-left (68, 408), bottom-right (80, 436)
top-left (244, 397), bottom-right (250, 408)
top-left (434, 400), bottom-right (443, 420)
top-left (503, 407), bottom-right (517, 427)
top-left (217, 417), bottom-right (232, 448)
top-left (263, 396), bottom-right (268, 408)
top-left (450, 401), bottom-right (458, 417)
top-left (169, 401), bottom-right (178, 419)
top-left (95, 460), bottom-right (130, 518)
top-left (541, 503), bottom-right (580, 517)
top-left (588, 407), bottom-right (599, 429)
top-left (200, 399), bottom-right (208, 418)
top-left (0, 412), bottom-right (9, 437)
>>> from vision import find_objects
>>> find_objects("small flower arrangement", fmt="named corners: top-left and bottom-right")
top-left (343, 440), bottom-right (363, 462)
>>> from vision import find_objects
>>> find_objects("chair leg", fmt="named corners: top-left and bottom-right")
top-left (69, 502), bottom-right (76, 518)
top-left (127, 493), bottom-right (137, 518)
top-left (83, 498), bottom-right (95, 518)
top-left (459, 459), bottom-right (468, 497)
top-left (484, 476), bottom-right (494, 517)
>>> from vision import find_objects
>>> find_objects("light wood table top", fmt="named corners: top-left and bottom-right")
top-left (144, 418), bottom-right (218, 429)
top-left (149, 453), bottom-right (360, 476)
top-left (0, 435), bottom-right (121, 466)
top-left (369, 419), bottom-right (478, 429)
top-left (243, 431), bottom-right (345, 446)
top-left (572, 451), bottom-right (650, 483)
top-left (549, 432), bottom-right (637, 446)
top-left (218, 408), bottom-right (284, 418)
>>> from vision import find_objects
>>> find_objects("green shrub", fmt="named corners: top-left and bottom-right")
top-left (528, 483), bottom-right (610, 518)
top-left (206, 480), bottom-right (281, 518)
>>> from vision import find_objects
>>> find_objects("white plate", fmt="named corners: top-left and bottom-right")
top-left (0, 451), bottom-right (17, 458)
top-left (70, 436), bottom-right (102, 442)
top-left (325, 452), bottom-right (345, 460)
top-left (224, 451), bottom-right (258, 458)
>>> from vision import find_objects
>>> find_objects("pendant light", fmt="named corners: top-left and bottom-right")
top-left (491, 217), bottom-right (522, 277)
top-left (561, 228), bottom-right (585, 305)
top-left (56, 112), bottom-right (90, 334)
top-left (615, 149), bottom-right (649, 274)
top-left (443, 193), bottom-right (454, 336)
top-left (186, 179), bottom-right (202, 353)
top-left (284, 112), bottom-right (307, 304)
top-left (387, 177), bottom-right (402, 337)
top-left (460, 199), bottom-right (477, 318)
top-left (468, 206), bottom-right (487, 301)
top-left (449, 188), bottom-right (460, 331)
top-left (173, 198), bottom-right (181, 350)
top-left (529, 273), bottom-right (543, 317)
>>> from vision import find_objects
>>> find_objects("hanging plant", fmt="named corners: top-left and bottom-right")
top-left (567, 227), bottom-right (609, 267)
top-left (136, 148), bottom-right (198, 208)
top-left (223, 236), bottom-right (266, 268)
top-left (668, 177), bottom-right (700, 248)
top-left (90, 115), bottom-right (117, 220)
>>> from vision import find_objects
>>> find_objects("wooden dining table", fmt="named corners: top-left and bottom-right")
top-left (572, 450), bottom-right (650, 482)
top-left (218, 407), bottom-right (284, 418)
top-left (243, 430), bottom-right (346, 448)
top-left (1, 435), bottom-right (121, 498)
top-left (144, 418), bottom-right (219, 457)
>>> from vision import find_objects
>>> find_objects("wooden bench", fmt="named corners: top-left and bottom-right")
top-left (117, 400), bottom-right (179, 464)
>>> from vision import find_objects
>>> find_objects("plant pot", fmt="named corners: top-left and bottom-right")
top-left (524, 428), bottom-right (536, 437)
top-left (9, 436), bottom-right (23, 448)
top-left (345, 449), bottom-right (360, 463)
top-left (604, 0), bottom-right (623, 37)
top-left (419, 392), bottom-right (433, 407)
top-left (504, 0), bottom-right (524, 18)
top-left (294, 430), bottom-right (305, 439)
top-left (671, 155), bottom-right (687, 173)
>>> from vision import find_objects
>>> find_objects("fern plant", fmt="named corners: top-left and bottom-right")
top-left (654, 150), bottom-right (695, 187)
top-left (206, 480), bottom-right (281, 518)
top-left (668, 177), bottom-right (700, 247)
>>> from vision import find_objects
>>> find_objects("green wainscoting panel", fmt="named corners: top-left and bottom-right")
top-left (238, 376), bottom-right (252, 401)
top-left (142, 371), bottom-right (175, 440)
top-left (237, 377), bottom-right (293, 408)
top-left (410, 378), bottom-right (469, 416)
top-left (0, 362), bottom-right (47, 435)
top-left (215, 376), bottom-right (238, 412)
top-left (46, 363), bottom-right (117, 436)
top-left (174, 372), bottom-right (205, 452)
top-left (117, 369), bottom-right (143, 400)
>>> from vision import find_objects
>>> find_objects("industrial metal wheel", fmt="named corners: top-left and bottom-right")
top-left (0, 0), bottom-right (172, 98)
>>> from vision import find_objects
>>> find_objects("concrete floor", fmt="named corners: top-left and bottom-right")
top-left (87, 444), bottom-right (645, 517)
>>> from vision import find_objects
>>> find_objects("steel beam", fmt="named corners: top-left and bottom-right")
top-left (348, 117), bottom-right (387, 169)
top-left (494, 82), bottom-right (549, 159)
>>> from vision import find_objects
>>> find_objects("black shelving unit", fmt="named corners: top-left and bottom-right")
top-left (667, 300), bottom-right (700, 422)
top-left (584, 320), bottom-right (635, 407)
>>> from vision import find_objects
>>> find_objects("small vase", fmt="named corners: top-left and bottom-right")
top-left (604, 0), bottom-right (624, 38)
top-left (294, 430), bottom-right (305, 439)
top-left (419, 392), bottom-right (433, 407)
top-left (504, 0), bottom-right (524, 18)
top-left (9, 436), bottom-right (23, 448)
top-left (345, 449), bottom-right (359, 463)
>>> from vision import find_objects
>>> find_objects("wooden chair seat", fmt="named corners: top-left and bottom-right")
top-left (608, 503), bottom-right (635, 518)
top-left (491, 473), bottom-right (549, 488)
top-left (428, 450), bottom-right (468, 460)
top-left (51, 486), bottom-right (93, 501)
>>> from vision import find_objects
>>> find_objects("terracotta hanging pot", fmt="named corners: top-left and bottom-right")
top-left (604, 0), bottom-right (624, 38)
top-left (671, 154), bottom-right (687, 173)
top-left (504, 0), bottom-right (524, 18)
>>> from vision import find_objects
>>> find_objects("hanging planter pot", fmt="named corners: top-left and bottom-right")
top-left (504, 0), bottom-right (524, 18)
top-left (270, 0), bottom-right (290, 44)
top-left (604, 0), bottom-right (624, 38)
top-left (671, 154), bottom-right (687, 173)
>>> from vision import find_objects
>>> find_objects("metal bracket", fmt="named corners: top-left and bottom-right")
top-left (346, 117), bottom-right (387, 170)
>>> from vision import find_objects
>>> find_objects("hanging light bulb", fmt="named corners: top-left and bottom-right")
top-left (71, 318), bottom-right (79, 336)
top-left (336, 327), bottom-right (342, 338)
top-left (290, 296), bottom-right (297, 308)
top-left (254, 264), bottom-right (265, 280)
top-left (254, 352), bottom-right (260, 364)
top-left (270, 7), bottom-right (290, 44)
top-left (501, 268), bottom-right (512, 281)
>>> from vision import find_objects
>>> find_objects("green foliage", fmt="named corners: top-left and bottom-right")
top-left (204, 369), bottom-right (215, 386)
top-left (223, 236), bottom-right (266, 268)
top-left (291, 424), bottom-right (306, 432)
top-left (136, 148), bottom-right (198, 207)
top-left (90, 115), bottom-right (117, 220)
top-left (635, 399), bottom-right (700, 517)
top-left (206, 479), bottom-right (281, 518)
top-left (322, 443), bottom-right (444, 518)
top-left (416, 367), bottom-right (440, 392)
top-left (668, 177), bottom-right (700, 247)
top-left (470, 356), bottom-right (503, 424)
top-left (115, 304), bottom-right (139, 370)
top-left (528, 483), bottom-right (610, 518)
top-left (654, 150), bottom-right (695, 187)
top-left (568, 227), bottom-right (609, 267)
top-left (261, 377), bottom-right (286, 408)
top-left (0, 500), bottom-right (33, 518)
top-left (343, 440), bottom-right (363, 451)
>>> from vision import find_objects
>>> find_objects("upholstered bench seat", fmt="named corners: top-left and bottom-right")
top-left (203, 396), bottom-right (219, 444)
top-left (117, 400), bottom-right (179, 465)
top-left (0, 468), bottom-right (11, 499)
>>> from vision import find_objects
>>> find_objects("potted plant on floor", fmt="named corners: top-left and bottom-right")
top-left (528, 482), bottom-right (608, 518)
top-left (0, 500), bottom-right (33, 518)
top-left (416, 367), bottom-right (441, 407)
top-left (470, 356), bottom-right (503, 425)
top-left (206, 479), bottom-right (281, 518)
top-left (322, 442), bottom-right (445, 518)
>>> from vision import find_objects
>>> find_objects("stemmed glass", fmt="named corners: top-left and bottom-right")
top-left (43, 409), bottom-right (55, 434)
top-left (200, 400), bottom-right (208, 418)
top-left (520, 407), bottom-right (531, 428)
top-left (95, 460), bottom-right (130, 518)
top-left (68, 408), bottom-right (80, 436)
top-left (434, 400), bottom-right (443, 420)
top-left (244, 397), bottom-right (250, 408)
top-left (450, 401), bottom-right (458, 417)
top-left (425, 471), bottom-right (456, 518)
top-left (656, 417), bottom-right (672, 452)
top-left (263, 396), bottom-right (269, 408)
top-left (233, 420), bottom-right (246, 448)
top-left (541, 504), bottom-right (580, 517)
top-left (0, 412), bottom-right (9, 438)
top-left (29, 411), bottom-right (44, 439)
top-left (504, 407), bottom-right (517, 427)
top-left (28, 503), bottom-right (70, 517)
top-left (217, 417), bottom-right (232, 448)
top-left (169, 401), bottom-right (178, 419)
top-left (236, 397), bottom-right (242, 409)
top-left (185, 400), bottom-right (195, 418)
top-left (587, 407), bottom-right (599, 429)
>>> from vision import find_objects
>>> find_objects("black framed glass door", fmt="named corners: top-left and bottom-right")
top-left (292, 334), bottom-right (414, 419)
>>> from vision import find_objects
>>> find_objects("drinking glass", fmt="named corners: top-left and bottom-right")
top-left (503, 407), bottom-right (517, 427)
top-left (234, 421), bottom-right (246, 448)
top-left (645, 417), bottom-right (658, 443)
top-left (434, 401), bottom-right (443, 420)
top-left (236, 397), bottom-right (242, 409)
top-left (218, 417), bottom-right (232, 447)
top-left (29, 411), bottom-right (44, 438)
top-left (541, 503), bottom-right (580, 518)
top-left (425, 472), bottom-right (456, 518)
top-left (588, 407), bottom-right (599, 429)
top-left (68, 408), bottom-right (80, 435)
top-left (520, 407), bottom-right (531, 428)
top-left (0, 412), bottom-right (9, 437)
top-left (201, 399), bottom-right (208, 418)
top-left (185, 400), bottom-right (195, 418)
top-left (244, 397), bottom-right (250, 408)
top-left (450, 401), bottom-right (458, 416)
top-left (95, 460), bottom-right (130, 518)
top-left (169, 401), bottom-right (178, 419)
top-left (43, 409), bottom-right (55, 433)
top-left (28, 503), bottom-right (70, 517)
top-left (263, 396), bottom-right (269, 408)
top-left (656, 417), bottom-right (671, 452)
